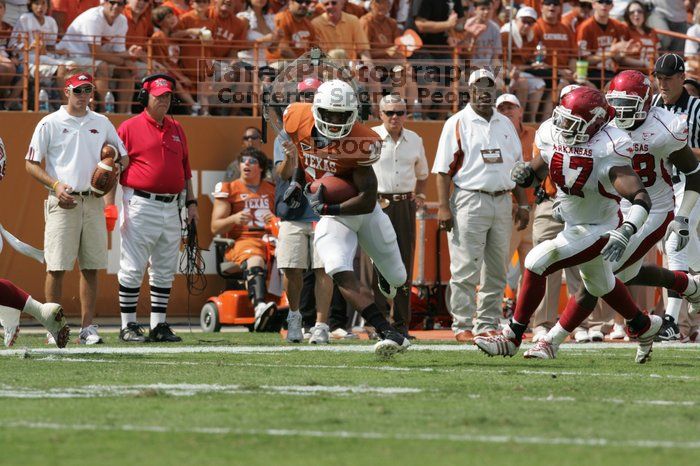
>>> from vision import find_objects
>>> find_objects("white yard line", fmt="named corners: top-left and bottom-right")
top-left (26, 355), bottom-right (700, 381)
top-left (0, 342), bottom-right (698, 357)
top-left (0, 383), bottom-right (421, 399)
top-left (2, 420), bottom-right (699, 450)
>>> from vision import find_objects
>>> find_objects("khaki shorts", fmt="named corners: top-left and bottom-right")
top-left (276, 220), bottom-right (323, 270)
top-left (44, 194), bottom-right (107, 271)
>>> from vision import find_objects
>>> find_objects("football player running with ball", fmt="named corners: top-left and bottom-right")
top-left (524, 71), bottom-right (700, 362)
top-left (282, 80), bottom-right (410, 357)
top-left (474, 87), bottom-right (662, 362)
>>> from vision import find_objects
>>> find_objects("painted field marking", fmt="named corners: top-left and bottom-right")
top-left (2, 420), bottom-right (700, 450)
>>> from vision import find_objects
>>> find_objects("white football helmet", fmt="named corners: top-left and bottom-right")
top-left (312, 79), bottom-right (358, 139)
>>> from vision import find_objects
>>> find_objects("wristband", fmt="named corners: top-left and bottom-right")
top-left (185, 199), bottom-right (198, 207)
top-left (51, 180), bottom-right (60, 191)
top-left (322, 204), bottom-right (341, 215)
top-left (518, 205), bottom-right (531, 211)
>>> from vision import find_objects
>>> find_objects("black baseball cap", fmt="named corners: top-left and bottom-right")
top-left (542, 0), bottom-right (561, 5)
top-left (653, 53), bottom-right (686, 76)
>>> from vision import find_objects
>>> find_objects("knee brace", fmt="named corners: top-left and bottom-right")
top-left (243, 265), bottom-right (267, 306)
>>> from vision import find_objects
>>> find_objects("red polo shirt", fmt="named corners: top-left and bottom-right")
top-left (118, 111), bottom-right (191, 194)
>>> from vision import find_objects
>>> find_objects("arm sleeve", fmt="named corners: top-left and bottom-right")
top-left (25, 120), bottom-right (50, 163)
top-left (415, 136), bottom-right (429, 180)
top-left (431, 117), bottom-right (458, 175)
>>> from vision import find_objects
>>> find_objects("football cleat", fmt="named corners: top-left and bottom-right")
top-left (148, 323), bottom-right (182, 343)
top-left (474, 325), bottom-right (520, 357)
top-left (588, 329), bottom-right (604, 342)
top-left (374, 330), bottom-right (410, 359)
top-left (523, 339), bottom-right (558, 359)
top-left (120, 322), bottom-right (147, 343)
top-left (631, 314), bottom-right (662, 364)
top-left (655, 315), bottom-right (681, 342)
top-left (286, 311), bottom-right (304, 343)
top-left (684, 274), bottom-right (700, 315)
top-left (309, 323), bottom-right (330, 344)
top-left (3, 325), bottom-right (19, 348)
top-left (79, 324), bottom-right (103, 345)
top-left (254, 302), bottom-right (276, 332)
top-left (39, 303), bottom-right (70, 348)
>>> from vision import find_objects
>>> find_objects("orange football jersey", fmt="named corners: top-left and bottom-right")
top-left (214, 179), bottom-right (275, 240)
top-left (283, 103), bottom-right (381, 181)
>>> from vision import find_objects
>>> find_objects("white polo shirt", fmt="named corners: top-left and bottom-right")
top-left (432, 104), bottom-right (522, 192)
top-left (371, 124), bottom-right (429, 194)
top-left (56, 6), bottom-right (127, 56)
top-left (10, 12), bottom-right (59, 50)
top-left (26, 106), bottom-right (127, 191)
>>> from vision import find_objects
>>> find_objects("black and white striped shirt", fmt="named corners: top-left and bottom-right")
top-left (652, 89), bottom-right (700, 149)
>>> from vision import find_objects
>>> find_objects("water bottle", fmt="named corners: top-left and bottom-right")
top-left (38, 88), bottom-right (49, 112)
top-left (575, 41), bottom-right (589, 84)
top-left (104, 91), bottom-right (115, 114)
top-left (413, 98), bottom-right (422, 120)
top-left (535, 42), bottom-right (546, 65)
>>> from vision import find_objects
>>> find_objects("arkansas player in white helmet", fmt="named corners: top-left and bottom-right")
top-left (0, 137), bottom-right (70, 348)
top-left (281, 79), bottom-right (409, 357)
top-left (524, 70), bottom-right (700, 361)
top-left (474, 86), bottom-right (662, 362)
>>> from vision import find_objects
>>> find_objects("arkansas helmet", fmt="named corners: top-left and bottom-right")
top-left (312, 79), bottom-right (358, 140)
top-left (552, 87), bottom-right (613, 145)
top-left (605, 70), bottom-right (652, 129)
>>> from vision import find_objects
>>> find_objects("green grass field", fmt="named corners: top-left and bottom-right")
top-left (1, 332), bottom-right (699, 466)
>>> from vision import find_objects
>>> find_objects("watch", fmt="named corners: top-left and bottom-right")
top-left (185, 199), bottom-right (198, 207)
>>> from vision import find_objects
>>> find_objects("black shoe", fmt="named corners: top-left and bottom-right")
top-left (655, 315), bottom-right (680, 342)
top-left (120, 322), bottom-right (146, 343)
top-left (148, 322), bottom-right (182, 342)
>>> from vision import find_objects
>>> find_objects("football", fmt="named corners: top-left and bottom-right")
top-left (101, 143), bottom-right (118, 160)
top-left (309, 176), bottom-right (358, 204)
top-left (90, 157), bottom-right (118, 197)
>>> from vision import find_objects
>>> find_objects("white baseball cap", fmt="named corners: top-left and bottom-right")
top-left (496, 94), bottom-right (521, 108)
top-left (468, 69), bottom-right (496, 86)
top-left (516, 6), bottom-right (538, 20)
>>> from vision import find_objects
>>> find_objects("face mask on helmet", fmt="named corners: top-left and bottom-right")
top-left (552, 105), bottom-right (587, 144)
top-left (606, 93), bottom-right (647, 129)
top-left (311, 79), bottom-right (359, 140)
top-left (314, 108), bottom-right (357, 139)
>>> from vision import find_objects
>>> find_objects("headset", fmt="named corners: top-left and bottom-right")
top-left (137, 73), bottom-right (178, 108)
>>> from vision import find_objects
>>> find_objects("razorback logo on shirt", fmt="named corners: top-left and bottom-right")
top-left (89, 129), bottom-right (99, 134)
top-left (62, 128), bottom-right (69, 133)
top-left (642, 132), bottom-right (654, 140)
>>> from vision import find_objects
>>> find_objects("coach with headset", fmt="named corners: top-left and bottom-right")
top-left (112, 73), bottom-right (198, 343)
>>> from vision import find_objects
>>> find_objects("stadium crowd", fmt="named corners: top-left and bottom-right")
top-left (1, 0), bottom-right (700, 117)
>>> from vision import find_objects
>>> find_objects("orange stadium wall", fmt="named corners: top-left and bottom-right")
top-left (0, 113), bottom-right (447, 317)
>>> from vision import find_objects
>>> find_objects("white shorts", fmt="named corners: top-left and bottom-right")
top-left (276, 220), bottom-right (323, 270)
top-left (666, 188), bottom-right (700, 271)
top-left (314, 204), bottom-right (406, 287)
top-left (524, 218), bottom-right (618, 297)
top-left (614, 210), bottom-right (673, 283)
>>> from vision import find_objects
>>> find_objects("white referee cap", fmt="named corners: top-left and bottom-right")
top-left (496, 94), bottom-right (521, 108)
top-left (468, 69), bottom-right (496, 86)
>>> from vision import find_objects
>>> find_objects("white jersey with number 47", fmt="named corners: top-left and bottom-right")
top-left (536, 119), bottom-right (635, 226)
top-left (613, 106), bottom-right (688, 214)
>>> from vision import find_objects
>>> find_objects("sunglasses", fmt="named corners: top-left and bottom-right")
top-left (383, 110), bottom-right (406, 117)
top-left (597, 0), bottom-right (613, 4)
top-left (295, 0), bottom-right (313, 3)
top-left (299, 91), bottom-right (315, 100)
top-left (108, 0), bottom-right (127, 6)
top-left (195, 0), bottom-right (211, 3)
top-left (243, 134), bottom-right (260, 141)
top-left (323, 1), bottom-right (338, 5)
top-left (241, 156), bottom-right (260, 164)
top-left (71, 86), bottom-right (93, 94)
top-left (628, 8), bottom-right (645, 14)
top-left (521, 18), bottom-right (536, 25)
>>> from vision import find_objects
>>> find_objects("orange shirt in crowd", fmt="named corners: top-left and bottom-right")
top-left (500, 30), bottom-right (538, 67)
top-left (576, 17), bottom-right (629, 69)
top-left (519, 124), bottom-right (537, 204)
top-left (274, 9), bottom-right (318, 59)
top-left (627, 27), bottom-right (659, 68)
top-left (359, 12), bottom-right (400, 60)
top-left (217, 179), bottom-right (276, 240)
top-left (162, 0), bottom-right (192, 17)
top-left (51, 0), bottom-right (100, 31)
top-left (151, 29), bottom-right (180, 69)
top-left (311, 12), bottom-right (370, 59)
top-left (533, 19), bottom-right (576, 66)
top-left (177, 11), bottom-right (215, 80)
top-left (124, 5), bottom-right (154, 49)
top-left (561, 10), bottom-right (583, 34)
top-left (209, 6), bottom-right (249, 58)
top-left (312, 2), bottom-right (367, 19)
top-left (268, 0), bottom-right (287, 14)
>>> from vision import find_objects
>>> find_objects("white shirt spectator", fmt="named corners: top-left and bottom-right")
top-left (10, 12), bottom-right (58, 50)
top-left (56, 6), bottom-right (127, 57)
top-left (371, 124), bottom-right (429, 193)
top-left (236, 9), bottom-right (275, 66)
top-left (432, 104), bottom-right (522, 191)
top-left (25, 106), bottom-right (127, 191)
top-left (685, 23), bottom-right (700, 66)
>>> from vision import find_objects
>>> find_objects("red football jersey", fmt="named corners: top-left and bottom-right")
top-left (283, 102), bottom-right (381, 182)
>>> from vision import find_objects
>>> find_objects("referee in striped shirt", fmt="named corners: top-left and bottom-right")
top-left (651, 53), bottom-right (700, 342)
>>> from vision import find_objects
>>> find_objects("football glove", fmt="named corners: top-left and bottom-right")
top-left (551, 199), bottom-right (564, 224)
top-left (601, 222), bottom-right (636, 262)
top-left (510, 161), bottom-right (535, 187)
top-left (283, 181), bottom-right (303, 209)
top-left (664, 215), bottom-right (690, 252)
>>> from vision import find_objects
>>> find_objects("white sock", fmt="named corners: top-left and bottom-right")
top-left (121, 312), bottom-right (136, 329)
top-left (288, 309), bottom-right (301, 317)
top-left (314, 322), bottom-right (329, 329)
top-left (0, 305), bottom-right (21, 328)
top-left (150, 312), bottom-right (166, 330)
top-left (22, 296), bottom-right (43, 319)
top-left (547, 323), bottom-right (569, 347)
top-left (666, 297), bottom-right (683, 322)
